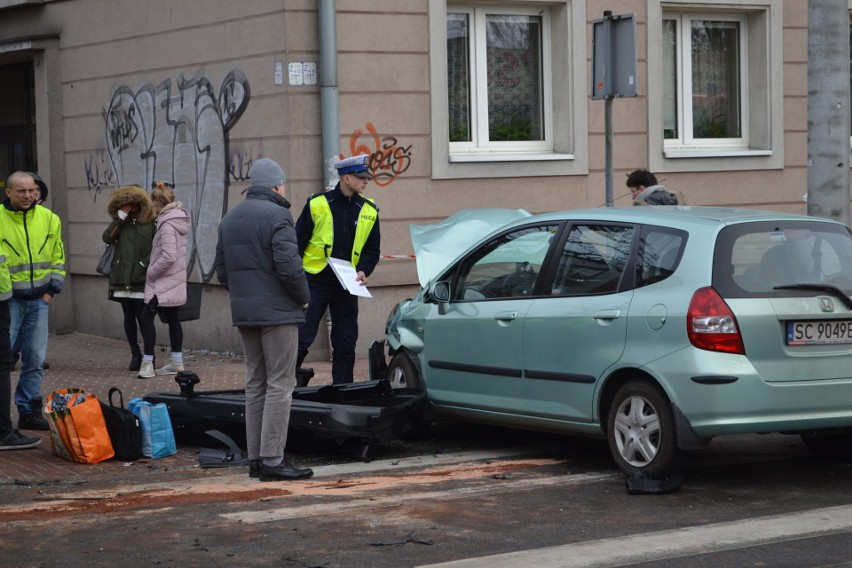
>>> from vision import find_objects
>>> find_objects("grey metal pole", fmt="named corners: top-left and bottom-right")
top-left (807, 0), bottom-right (850, 224)
top-left (605, 97), bottom-right (614, 206)
top-left (319, 0), bottom-right (340, 190)
top-left (603, 12), bottom-right (614, 206)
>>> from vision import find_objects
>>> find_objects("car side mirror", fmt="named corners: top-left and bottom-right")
top-left (431, 281), bottom-right (450, 314)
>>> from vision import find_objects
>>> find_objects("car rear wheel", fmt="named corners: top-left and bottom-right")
top-left (801, 432), bottom-right (852, 460)
top-left (608, 380), bottom-right (684, 478)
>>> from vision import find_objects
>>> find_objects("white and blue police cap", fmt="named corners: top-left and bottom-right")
top-left (334, 154), bottom-right (371, 179)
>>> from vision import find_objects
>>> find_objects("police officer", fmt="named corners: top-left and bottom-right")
top-left (295, 154), bottom-right (380, 385)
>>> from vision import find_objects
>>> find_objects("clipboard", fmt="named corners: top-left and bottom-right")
top-left (328, 257), bottom-right (372, 298)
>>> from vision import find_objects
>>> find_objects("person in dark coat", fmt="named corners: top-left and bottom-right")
top-left (103, 186), bottom-right (156, 376)
top-left (625, 169), bottom-right (683, 205)
top-left (214, 158), bottom-right (313, 482)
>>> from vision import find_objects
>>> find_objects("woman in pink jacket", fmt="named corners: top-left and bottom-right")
top-left (142, 181), bottom-right (191, 378)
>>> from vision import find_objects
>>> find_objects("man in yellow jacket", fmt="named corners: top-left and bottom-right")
top-left (0, 237), bottom-right (40, 450)
top-left (0, 172), bottom-right (65, 431)
top-left (295, 154), bottom-right (380, 385)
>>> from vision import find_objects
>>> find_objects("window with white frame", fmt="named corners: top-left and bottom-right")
top-left (663, 12), bottom-right (747, 149)
top-left (447, 6), bottom-right (552, 154)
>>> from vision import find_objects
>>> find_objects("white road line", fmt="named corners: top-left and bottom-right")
top-left (221, 472), bottom-right (617, 523)
top-left (310, 445), bottom-right (558, 478)
top-left (418, 504), bottom-right (852, 568)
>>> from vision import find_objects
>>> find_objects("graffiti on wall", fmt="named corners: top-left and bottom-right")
top-left (84, 150), bottom-right (117, 199)
top-left (228, 146), bottom-right (259, 182)
top-left (346, 123), bottom-right (412, 187)
top-left (98, 70), bottom-right (250, 282)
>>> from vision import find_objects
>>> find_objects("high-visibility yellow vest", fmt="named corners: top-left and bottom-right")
top-left (0, 205), bottom-right (65, 296)
top-left (0, 243), bottom-right (12, 301)
top-left (302, 194), bottom-right (378, 274)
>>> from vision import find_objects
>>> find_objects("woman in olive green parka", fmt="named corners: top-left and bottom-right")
top-left (103, 186), bottom-right (156, 373)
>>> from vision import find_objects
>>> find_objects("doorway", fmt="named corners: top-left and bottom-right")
top-left (0, 62), bottom-right (36, 183)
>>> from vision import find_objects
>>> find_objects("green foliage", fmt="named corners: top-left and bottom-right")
top-left (490, 115), bottom-right (534, 141)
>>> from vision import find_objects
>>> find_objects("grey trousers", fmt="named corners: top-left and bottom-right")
top-left (239, 324), bottom-right (298, 460)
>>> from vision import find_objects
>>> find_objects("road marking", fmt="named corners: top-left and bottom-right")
top-left (221, 472), bottom-right (617, 523)
top-left (309, 446), bottom-right (560, 477)
top-left (418, 503), bottom-right (852, 568)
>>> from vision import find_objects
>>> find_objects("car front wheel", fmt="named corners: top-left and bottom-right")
top-left (386, 352), bottom-right (422, 391)
top-left (607, 380), bottom-right (684, 478)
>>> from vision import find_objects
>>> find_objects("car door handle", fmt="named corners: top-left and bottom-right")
top-left (494, 311), bottom-right (518, 322)
top-left (594, 309), bottom-right (621, 321)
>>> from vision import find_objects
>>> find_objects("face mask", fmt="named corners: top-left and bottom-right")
top-left (117, 209), bottom-right (128, 221)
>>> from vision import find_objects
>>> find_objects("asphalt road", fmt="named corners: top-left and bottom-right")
top-left (2, 420), bottom-right (852, 568)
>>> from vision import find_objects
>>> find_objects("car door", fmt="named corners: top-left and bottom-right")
top-left (422, 223), bottom-right (560, 413)
top-left (523, 223), bottom-right (636, 422)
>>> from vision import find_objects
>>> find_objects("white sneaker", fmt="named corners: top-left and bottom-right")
top-left (155, 359), bottom-right (184, 376)
top-left (137, 360), bottom-right (155, 379)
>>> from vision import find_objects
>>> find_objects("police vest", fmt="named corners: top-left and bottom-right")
top-left (302, 194), bottom-right (378, 274)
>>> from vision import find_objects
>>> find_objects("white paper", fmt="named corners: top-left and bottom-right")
top-left (328, 257), bottom-right (372, 298)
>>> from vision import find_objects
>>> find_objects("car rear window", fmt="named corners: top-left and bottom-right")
top-left (714, 220), bottom-right (852, 297)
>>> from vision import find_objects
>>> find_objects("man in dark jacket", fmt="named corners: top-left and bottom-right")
top-left (295, 154), bottom-right (380, 385)
top-left (214, 158), bottom-right (313, 482)
top-left (625, 169), bottom-right (682, 205)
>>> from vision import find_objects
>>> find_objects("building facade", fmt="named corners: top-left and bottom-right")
top-left (0, 0), bottom-right (845, 358)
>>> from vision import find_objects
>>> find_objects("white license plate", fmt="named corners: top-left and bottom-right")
top-left (786, 320), bottom-right (852, 345)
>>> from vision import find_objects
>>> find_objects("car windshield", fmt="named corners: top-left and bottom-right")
top-left (715, 221), bottom-right (852, 296)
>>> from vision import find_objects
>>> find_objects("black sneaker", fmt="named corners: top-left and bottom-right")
top-left (18, 412), bottom-right (50, 431)
top-left (0, 430), bottom-right (41, 450)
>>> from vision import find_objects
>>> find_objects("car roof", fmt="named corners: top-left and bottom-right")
top-left (523, 206), bottom-right (844, 228)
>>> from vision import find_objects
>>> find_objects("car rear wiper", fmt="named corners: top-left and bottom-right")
top-left (774, 283), bottom-right (852, 310)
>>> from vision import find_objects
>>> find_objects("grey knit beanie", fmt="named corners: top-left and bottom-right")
top-left (250, 158), bottom-right (286, 190)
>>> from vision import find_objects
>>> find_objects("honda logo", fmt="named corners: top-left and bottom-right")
top-left (819, 297), bottom-right (835, 312)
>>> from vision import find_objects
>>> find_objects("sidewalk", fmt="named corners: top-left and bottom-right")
top-left (0, 332), bottom-right (369, 485)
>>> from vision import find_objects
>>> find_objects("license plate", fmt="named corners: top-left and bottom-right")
top-left (786, 320), bottom-right (852, 345)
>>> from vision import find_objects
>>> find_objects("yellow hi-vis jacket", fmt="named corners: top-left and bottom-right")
top-left (302, 194), bottom-right (378, 274)
top-left (0, 204), bottom-right (65, 299)
top-left (0, 242), bottom-right (12, 302)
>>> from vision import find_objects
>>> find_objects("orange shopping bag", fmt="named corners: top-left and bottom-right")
top-left (46, 389), bottom-right (114, 464)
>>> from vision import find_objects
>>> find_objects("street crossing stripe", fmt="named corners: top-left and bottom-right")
top-left (220, 471), bottom-right (616, 524)
top-left (418, 503), bottom-right (852, 568)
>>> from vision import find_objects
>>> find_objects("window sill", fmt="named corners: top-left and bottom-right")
top-left (663, 148), bottom-right (773, 159)
top-left (449, 152), bottom-right (575, 163)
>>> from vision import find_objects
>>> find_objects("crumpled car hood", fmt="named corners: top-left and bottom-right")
top-left (410, 208), bottom-right (532, 287)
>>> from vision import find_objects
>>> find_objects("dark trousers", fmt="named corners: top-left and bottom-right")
top-left (154, 306), bottom-right (183, 353)
top-left (0, 301), bottom-right (16, 436)
top-left (119, 298), bottom-right (155, 356)
top-left (297, 276), bottom-right (359, 384)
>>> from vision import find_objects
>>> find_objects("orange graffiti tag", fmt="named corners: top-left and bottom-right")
top-left (346, 123), bottom-right (412, 188)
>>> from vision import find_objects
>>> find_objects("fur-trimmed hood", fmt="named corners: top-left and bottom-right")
top-left (106, 186), bottom-right (156, 223)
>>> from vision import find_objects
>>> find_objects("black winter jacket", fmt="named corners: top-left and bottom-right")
top-left (214, 186), bottom-right (310, 326)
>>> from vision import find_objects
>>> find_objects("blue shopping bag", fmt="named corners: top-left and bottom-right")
top-left (128, 398), bottom-right (177, 458)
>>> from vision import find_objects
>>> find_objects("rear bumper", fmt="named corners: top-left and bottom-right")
top-left (649, 349), bottom-right (852, 436)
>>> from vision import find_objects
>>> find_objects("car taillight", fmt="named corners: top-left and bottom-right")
top-left (687, 287), bottom-right (745, 355)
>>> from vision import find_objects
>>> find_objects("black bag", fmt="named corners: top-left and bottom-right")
top-left (96, 241), bottom-right (116, 276)
top-left (177, 282), bottom-right (203, 322)
top-left (100, 387), bottom-right (143, 461)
